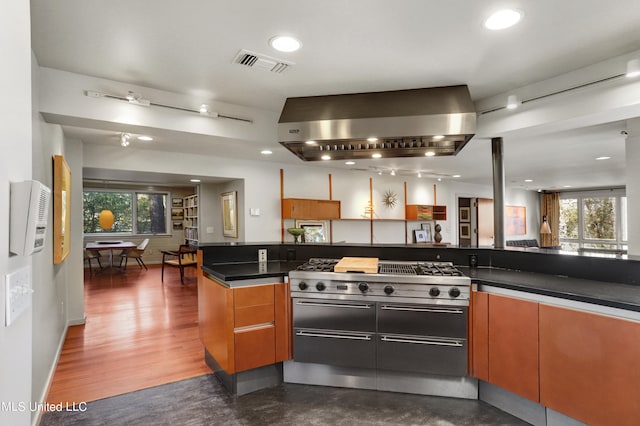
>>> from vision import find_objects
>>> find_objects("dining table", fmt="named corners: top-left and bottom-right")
top-left (85, 241), bottom-right (137, 272)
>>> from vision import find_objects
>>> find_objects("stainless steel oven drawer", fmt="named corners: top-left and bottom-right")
top-left (377, 304), bottom-right (467, 338)
top-left (293, 298), bottom-right (376, 332)
top-left (293, 328), bottom-right (376, 369)
top-left (377, 334), bottom-right (467, 376)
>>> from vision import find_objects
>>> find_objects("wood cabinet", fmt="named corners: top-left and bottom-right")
top-left (488, 294), bottom-right (539, 402)
top-left (470, 290), bottom-right (489, 381)
top-left (405, 204), bottom-right (447, 221)
top-left (198, 269), bottom-right (291, 374)
top-left (539, 305), bottom-right (640, 426)
top-left (281, 198), bottom-right (340, 220)
top-left (470, 292), bottom-right (539, 402)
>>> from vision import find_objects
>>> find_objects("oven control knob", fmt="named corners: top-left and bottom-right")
top-left (316, 282), bottom-right (326, 291)
top-left (384, 285), bottom-right (395, 295)
top-left (429, 287), bottom-right (440, 297)
top-left (298, 282), bottom-right (308, 290)
top-left (358, 282), bottom-right (369, 293)
top-left (449, 287), bottom-right (461, 298)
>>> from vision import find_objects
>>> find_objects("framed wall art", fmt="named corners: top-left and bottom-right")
top-left (506, 205), bottom-right (526, 235)
top-left (459, 207), bottom-right (470, 222)
top-left (420, 222), bottom-right (433, 242)
top-left (414, 229), bottom-right (427, 243)
top-left (53, 155), bottom-right (71, 264)
top-left (459, 223), bottom-right (471, 239)
top-left (221, 191), bottom-right (238, 238)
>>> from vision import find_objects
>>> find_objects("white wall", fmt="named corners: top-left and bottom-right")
top-left (626, 119), bottom-right (640, 256)
top-left (82, 144), bottom-right (540, 246)
top-left (1, 2), bottom-right (34, 425)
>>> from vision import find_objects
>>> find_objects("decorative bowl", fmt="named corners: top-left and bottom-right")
top-left (287, 227), bottom-right (305, 243)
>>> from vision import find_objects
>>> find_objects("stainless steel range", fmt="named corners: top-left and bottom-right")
top-left (284, 258), bottom-right (477, 399)
top-left (289, 258), bottom-right (470, 306)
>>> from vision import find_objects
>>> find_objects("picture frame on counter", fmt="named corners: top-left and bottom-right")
top-left (420, 222), bottom-right (433, 242)
top-left (414, 229), bottom-right (427, 243)
top-left (295, 220), bottom-right (327, 242)
top-left (221, 191), bottom-right (238, 238)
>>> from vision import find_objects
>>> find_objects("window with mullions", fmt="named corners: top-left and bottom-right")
top-left (83, 190), bottom-right (169, 235)
top-left (559, 190), bottom-right (627, 254)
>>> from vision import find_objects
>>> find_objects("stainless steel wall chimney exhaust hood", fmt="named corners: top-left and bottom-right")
top-left (278, 85), bottom-right (476, 161)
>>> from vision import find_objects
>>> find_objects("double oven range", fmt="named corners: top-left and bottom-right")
top-left (284, 258), bottom-right (478, 399)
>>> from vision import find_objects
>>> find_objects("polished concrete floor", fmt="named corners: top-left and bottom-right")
top-left (40, 374), bottom-right (529, 425)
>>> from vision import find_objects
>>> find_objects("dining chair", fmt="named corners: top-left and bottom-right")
top-left (118, 238), bottom-right (150, 271)
top-left (84, 250), bottom-right (103, 274)
top-left (161, 244), bottom-right (197, 284)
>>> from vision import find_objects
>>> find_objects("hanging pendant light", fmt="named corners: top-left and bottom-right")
top-left (540, 215), bottom-right (551, 234)
top-left (99, 210), bottom-right (115, 230)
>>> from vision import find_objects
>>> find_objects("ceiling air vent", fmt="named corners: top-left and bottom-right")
top-left (232, 49), bottom-right (293, 74)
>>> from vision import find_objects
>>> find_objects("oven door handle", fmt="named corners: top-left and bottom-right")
top-left (380, 305), bottom-right (464, 314)
top-left (380, 335), bottom-right (464, 347)
top-left (296, 301), bottom-right (372, 309)
top-left (296, 330), bottom-right (372, 341)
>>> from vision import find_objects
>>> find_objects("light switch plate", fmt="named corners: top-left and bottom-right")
top-left (250, 208), bottom-right (260, 216)
top-left (5, 266), bottom-right (32, 327)
top-left (258, 249), bottom-right (267, 262)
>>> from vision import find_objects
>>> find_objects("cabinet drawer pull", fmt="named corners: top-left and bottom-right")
top-left (296, 331), bottom-right (372, 341)
top-left (380, 305), bottom-right (463, 314)
top-left (296, 301), bottom-right (372, 309)
top-left (380, 336), bottom-right (463, 347)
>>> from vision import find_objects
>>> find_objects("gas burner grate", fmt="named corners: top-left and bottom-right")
top-left (379, 263), bottom-right (417, 275)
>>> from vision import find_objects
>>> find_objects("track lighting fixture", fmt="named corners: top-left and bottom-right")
top-left (506, 94), bottom-right (520, 110)
top-left (120, 132), bottom-right (130, 147)
top-left (85, 90), bottom-right (252, 123)
top-left (627, 59), bottom-right (640, 78)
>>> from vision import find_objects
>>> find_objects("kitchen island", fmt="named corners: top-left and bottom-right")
top-left (198, 243), bottom-right (640, 426)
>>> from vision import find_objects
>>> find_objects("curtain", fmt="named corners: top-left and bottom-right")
top-left (541, 192), bottom-right (560, 247)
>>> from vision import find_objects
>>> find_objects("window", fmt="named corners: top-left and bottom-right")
top-left (559, 190), bottom-right (626, 255)
top-left (84, 189), bottom-right (170, 235)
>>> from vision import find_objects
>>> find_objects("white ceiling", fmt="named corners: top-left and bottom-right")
top-left (30, 0), bottom-right (640, 189)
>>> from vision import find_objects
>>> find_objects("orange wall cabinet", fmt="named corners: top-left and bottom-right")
top-left (405, 204), bottom-right (447, 221)
top-left (539, 305), bottom-right (640, 426)
top-left (198, 270), bottom-right (291, 374)
top-left (281, 198), bottom-right (340, 220)
top-left (470, 290), bottom-right (489, 381)
top-left (488, 294), bottom-right (539, 402)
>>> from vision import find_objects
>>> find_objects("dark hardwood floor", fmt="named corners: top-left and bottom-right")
top-left (46, 263), bottom-right (211, 404)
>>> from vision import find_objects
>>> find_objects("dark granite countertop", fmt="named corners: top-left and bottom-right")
top-left (201, 259), bottom-right (640, 313)
top-left (202, 261), bottom-right (305, 282)
top-left (461, 266), bottom-right (640, 312)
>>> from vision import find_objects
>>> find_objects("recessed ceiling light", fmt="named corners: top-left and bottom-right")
top-left (367, 137), bottom-right (378, 142)
top-left (390, 170), bottom-right (396, 176)
top-left (452, 174), bottom-right (461, 178)
top-left (261, 150), bottom-right (273, 155)
top-left (563, 185), bottom-right (572, 188)
top-left (437, 178), bottom-right (442, 182)
top-left (137, 135), bottom-right (153, 141)
top-left (626, 59), bottom-right (640, 78)
top-left (432, 135), bottom-right (445, 140)
top-left (321, 154), bottom-right (331, 160)
top-left (269, 35), bottom-right (301, 52)
top-left (595, 156), bottom-right (611, 160)
top-left (524, 179), bottom-right (533, 183)
top-left (425, 151), bottom-right (436, 157)
top-left (305, 140), bottom-right (317, 145)
top-left (190, 179), bottom-right (201, 183)
top-left (345, 161), bottom-right (356, 165)
top-left (372, 153), bottom-right (382, 159)
top-left (484, 9), bottom-right (522, 30)
top-left (417, 172), bottom-right (422, 178)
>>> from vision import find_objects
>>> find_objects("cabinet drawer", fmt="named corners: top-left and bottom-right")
top-left (234, 285), bottom-right (274, 308)
top-left (234, 325), bottom-right (275, 372)
top-left (293, 328), bottom-right (376, 369)
top-left (235, 304), bottom-right (274, 328)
